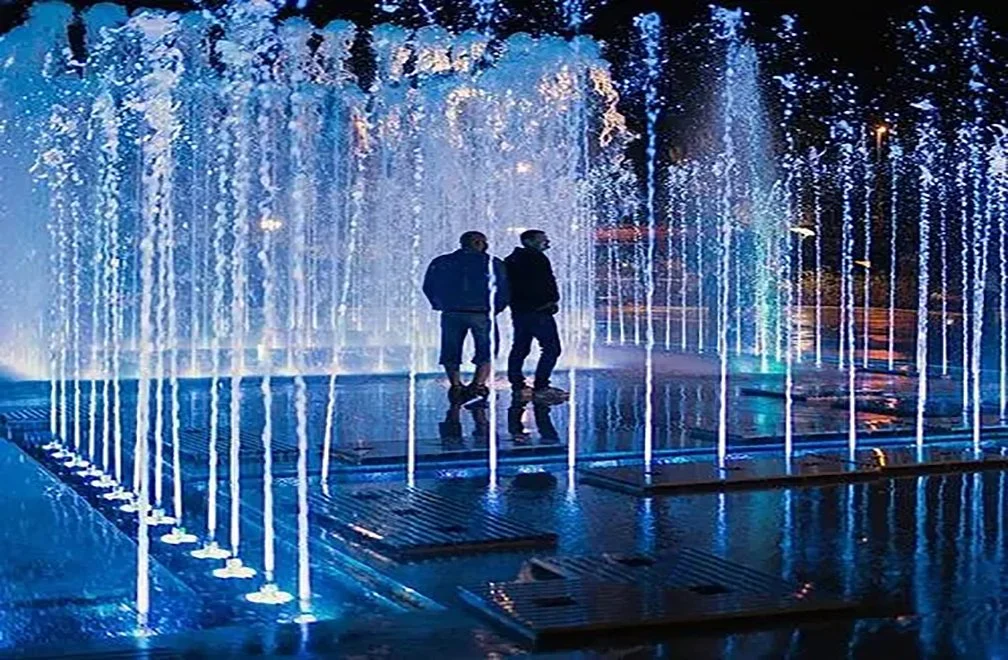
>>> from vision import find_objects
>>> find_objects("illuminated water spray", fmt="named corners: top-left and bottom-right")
top-left (407, 93), bottom-right (425, 486)
top-left (191, 77), bottom-right (234, 562)
top-left (289, 36), bottom-right (314, 613)
top-left (634, 11), bottom-right (661, 470)
top-left (130, 11), bottom-right (185, 629)
top-left (957, 153), bottom-right (971, 411)
top-left (246, 85), bottom-right (290, 604)
top-left (938, 151), bottom-right (949, 376)
top-left (319, 24), bottom-right (353, 487)
top-left (150, 186), bottom-right (168, 521)
top-left (713, 7), bottom-right (743, 466)
top-left (860, 131), bottom-right (873, 368)
top-left (92, 88), bottom-right (121, 489)
top-left (216, 71), bottom-right (255, 579)
top-left (157, 59), bottom-right (192, 540)
top-left (774, 15), bottom-right (802, 457)
top-left (992, 130), bottom-right (1008, 421)
top-left (34, 103), bottom-right (74, 458)
top-left (975, 129), bottom-right (1005, 433)
top-left (969, 141), bottom-right (992, 452)
top-left (68, 114), bottom-right (83, 470)
top-left (913, 97), bottom-right (937, 451)
top-left (83, 104), bottom-right (103, 475)
top-left (665, 165), bottom-right (687, 350)
top-left (833, 117), bottom-right (857, 459)
top-left (963, 16), bottom-right (993, 449)
top-left (693, 165), bottom-right (705, 351)
top-left (887, 140), bottom-right (902, 371)
top-left (810, 147), bottom-right (824, 367)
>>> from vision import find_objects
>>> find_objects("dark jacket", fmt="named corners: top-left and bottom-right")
top-left (423, 249), bottom-right (510, 313)
top-left (504, 247), bottom-right (559, 314)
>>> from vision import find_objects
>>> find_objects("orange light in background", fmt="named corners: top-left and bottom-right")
top-left (874, 124), bottom-right (889, 152)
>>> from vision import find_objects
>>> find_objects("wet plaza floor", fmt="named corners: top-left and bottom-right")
top-left (3, 347), bottom-right (1008, 658)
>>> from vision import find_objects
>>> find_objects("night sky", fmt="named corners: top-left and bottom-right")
top-left (1, 0), bottom-right (1005, 85)
top-left (2, 0), bottom-right (1002, 166)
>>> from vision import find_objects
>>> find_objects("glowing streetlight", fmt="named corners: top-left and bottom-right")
top-left (874, 124), bottom-right (888, 153)
top-left (854, 259), bottom-right (871, 270)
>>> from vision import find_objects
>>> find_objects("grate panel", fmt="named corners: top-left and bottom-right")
top-left (460, 551), bottom-right (863, 648)
top-left (310, 487), bottom-right (556, 560)
top-left (579, 454), bottom-right (880, 495)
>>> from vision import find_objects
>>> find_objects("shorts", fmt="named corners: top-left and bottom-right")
top-left (439, 311), bottom-right (498, 367)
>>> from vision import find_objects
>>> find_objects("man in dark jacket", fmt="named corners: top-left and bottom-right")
top-left (504, 230), bottom-right (567, 402)
top-left (423, 231), bottom-right (509, 404)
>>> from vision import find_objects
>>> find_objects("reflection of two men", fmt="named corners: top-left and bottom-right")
top-left (426, 228), bottom-right (569, 447)
top-left (507, 398), bottom-right (558, 443)
top-left (438, 394), bottom-right (560, 446)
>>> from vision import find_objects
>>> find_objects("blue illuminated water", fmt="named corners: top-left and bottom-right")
top-left (635, 11), bottom-right (661, 469)
top-left (1, 0), bottom-right (1008, 655)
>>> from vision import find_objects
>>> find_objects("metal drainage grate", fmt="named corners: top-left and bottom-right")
top-left (579, 454), bottom-right (880, 496)
top-left (1, 406), bottom-right (55, 433)
top-left (331, 438), bottom-right (566, 467)
top-left (310, 487), bottom-right (556, 560)
top-left (177, 427), bottom-right (300, 465)
top-left (459, 550), bottom-right (863, 649)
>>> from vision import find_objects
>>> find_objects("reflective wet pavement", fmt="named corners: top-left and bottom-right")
top-left (3, 348), bottom-right (1008, 657)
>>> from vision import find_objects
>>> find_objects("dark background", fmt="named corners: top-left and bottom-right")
top-left (3, 0), bottom-right (1005, 135)
top-left (2, 0), bottom-right (1005, 83)
top-left (2, 0), bottom-right (1003, 161)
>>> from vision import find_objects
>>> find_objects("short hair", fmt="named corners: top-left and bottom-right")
top-left (460, 231), bottom-right (486, 249)
top-left (520, 229), bottom-right (546, 244)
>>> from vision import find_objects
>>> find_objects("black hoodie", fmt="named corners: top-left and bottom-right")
top-left (504, 247), bottom-right (560, 314)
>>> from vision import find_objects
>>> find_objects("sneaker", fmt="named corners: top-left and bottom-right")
top-left (533, 386), bottom-right (569, 402)
top-left (464, 397), bottom-right (489, 411)
top-left (511, 384), bottom-right (533, 401)
top-left (439, 421), bottom-right (463, 440)
top-left (507, 403), bottom-right (528, 438)
top-left (461, 384), bottom-right (490, 407)
top-left (448, 384), bottom-right (467, 404)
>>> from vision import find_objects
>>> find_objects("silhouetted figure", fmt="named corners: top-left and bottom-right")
top-left (424, 231), bottom-right (509, 405)
top-left (534, 402), bottom-right (559, 441)
top-left (507, 398), bottom-right (528, 440)
top-left (507, 396), bottom-right (559, 442)
top-left (438, 401), bottom-right (490, 450)
top-left (505, 230), bottom-right (567, 403)
top-left (439, 402), bottom-right (464, 449)
top-left (470, 403), bottom-right (490, 446)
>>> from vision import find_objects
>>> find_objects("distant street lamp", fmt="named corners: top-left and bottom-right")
top-left (874, 124), bottom-right (889, 156)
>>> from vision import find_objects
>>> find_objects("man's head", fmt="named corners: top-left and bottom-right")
top-left (520, 229), bottom-right (550, 252)
top-left (460, 231), bottom-right (488, 253)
